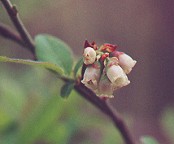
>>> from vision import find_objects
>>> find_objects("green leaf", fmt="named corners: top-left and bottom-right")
top-left (61, 82), bottom-right (74, 98)
top-left (35, 34), bottom-right (73, 75)
top-left (140, 136), bottom-right (159, 144)
top-left (74, 57), bottom-right (83, 78)
top-left (0, 56), bottom-right (63, 75)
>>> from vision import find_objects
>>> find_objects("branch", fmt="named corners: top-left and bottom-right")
top-left (1, 0), bottom-right (35, 54)
top-left (74, 83), bottom-right (135, 144)
top-left (0, 23), bottom-right (25, 47)
top-left (1, 0), bottom-right (135, 143)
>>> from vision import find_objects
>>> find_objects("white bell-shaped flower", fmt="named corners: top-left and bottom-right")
top-left (118, 53), bottom-right (137, 74)
top-left (83, 47), bottom-right (96, 65)
top-left (81, 64), bottom-right (100, 92)
top-left (96, 74), bottom-right (114, 98)
top-left (106, 65), bottom-right (130, 89)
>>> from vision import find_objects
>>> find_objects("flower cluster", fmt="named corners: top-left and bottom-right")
top-left (81, 41), bottom-right (136, 98)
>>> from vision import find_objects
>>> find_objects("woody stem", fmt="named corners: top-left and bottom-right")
top-left (0, 0), bottom-right (135, 144)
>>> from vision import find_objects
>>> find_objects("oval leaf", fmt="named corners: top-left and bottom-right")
top-left (60, 83), bottom-right (74, 99)
top-left (0, 56), bottom-right (64, 75)
top-left (35, 34), bottom-right (73, 75)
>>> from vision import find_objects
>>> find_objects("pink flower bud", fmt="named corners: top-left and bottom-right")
top-left (83, 47), bottom-right (96, 65)
top-left (106, 65), bottom-right (130, 89)
top-left (96, 74), bottom-right (114, 98)
top-left (84, 40), bottom-right (98, 50)
top-left (117, 53), bottom-right (137, 74)
top-left (100, 43), bottom-right (118, 53)
top-left (81, 64), bottom-right (100, 92)
top-left (101, 53), bottom-right (109, 62)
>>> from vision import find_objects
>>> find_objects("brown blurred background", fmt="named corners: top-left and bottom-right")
top-left (1, 0), bottom-right (174, 143)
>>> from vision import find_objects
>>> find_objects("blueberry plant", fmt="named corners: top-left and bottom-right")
top-left (0, 0), bottom-right (159, 144)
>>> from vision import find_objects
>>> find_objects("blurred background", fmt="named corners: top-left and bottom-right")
top-left (0, 0), bottom-right (174, 144)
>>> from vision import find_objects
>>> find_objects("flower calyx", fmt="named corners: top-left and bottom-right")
top-left (100, 43), bottom-right (118, 53)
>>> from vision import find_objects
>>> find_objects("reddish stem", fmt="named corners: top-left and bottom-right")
top-left (0, 0), bottom-right (135, 143)
top-left (1, 0), bottom-right (35, 54)
top-left (0, 22), bottom-right (25, 46)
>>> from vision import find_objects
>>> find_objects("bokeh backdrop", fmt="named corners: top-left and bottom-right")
top-left (0, 0), bottom-right (174, 144)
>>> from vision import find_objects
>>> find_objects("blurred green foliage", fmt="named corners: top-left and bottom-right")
top-left (140, 136), bottom-right (159, 144)
top-left (0, 65), bottom-right (123, 144)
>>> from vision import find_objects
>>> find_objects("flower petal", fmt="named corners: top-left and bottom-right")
top-left (96, 74), bottom-right (114, 98)
top-left (118, 53), bottom-right (137, 74)
top-left (83, 47), bottom-right (96, 65)
top-left (81, 65), bottom-right (100, 91)
top-left (107, 65), bottom-right (130, 88)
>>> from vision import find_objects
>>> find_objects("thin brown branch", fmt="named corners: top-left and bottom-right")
top-left (74, 83), bottom-right (135, 144)
top-left (1, 0), bottom-right (35, 54)
top-left (0, 23), bottom-right (25, 47)
top-left (0, 1), bottom-right (135, 143)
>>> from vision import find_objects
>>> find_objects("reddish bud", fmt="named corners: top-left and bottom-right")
top-left (84, 40), bottom-right (91, 48)
top-left (100, 43), bottom-right (118, 53)
top-left (91, 41), bottom-right (98, 50)
top-left (101, 53), bottom-right (109, 61)
top-left (84, 40), bottom-right (98, 50)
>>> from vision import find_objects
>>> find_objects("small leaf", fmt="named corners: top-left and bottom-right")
top-left (61, 83), bottom-right (74, 98)
top-left (140, 136), bottom-right (159, 144)
top-left (35, 34), bottom-right (74, 75)
top-left (74, 57), bottom-right (83, 78)
top-left (0, 56), bottom-right (64, 75)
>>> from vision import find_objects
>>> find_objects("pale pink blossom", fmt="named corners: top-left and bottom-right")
top-left (81, 64), bottom-right (100, 92)
top-left (83, 47), bottom-right (96, 65)
top-left (117, 53), bottom-right (137, 74)
top-left (106, 65), bottom-right (130, 89)
top-left (96, 74), bottom-right (114, 98)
